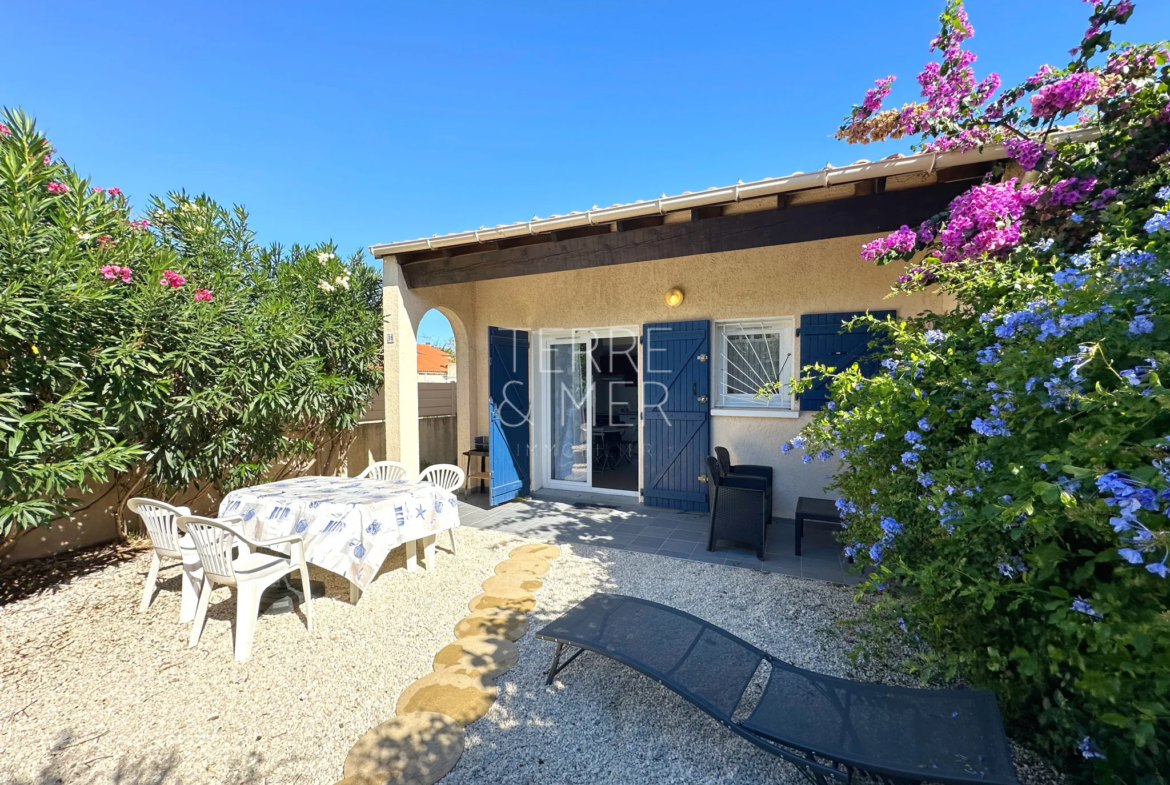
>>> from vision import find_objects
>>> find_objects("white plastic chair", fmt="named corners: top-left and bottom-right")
top-left (357, 460), bottom-right (412, 482)
top-left (178, 514), bottom-right (313, 661)
top-left (418, 464), bottom-right (466, 556)
top-left (127, 498), bottom-right (198, 620)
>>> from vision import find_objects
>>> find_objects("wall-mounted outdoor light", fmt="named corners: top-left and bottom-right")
top-left (664, 288), bottom-right (684, 307)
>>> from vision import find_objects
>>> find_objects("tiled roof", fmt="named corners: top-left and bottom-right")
top-left (418, 344), bottom-right (452, 374)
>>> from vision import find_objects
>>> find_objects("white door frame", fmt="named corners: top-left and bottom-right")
top-left (533, 326), bottom-right (641, 498)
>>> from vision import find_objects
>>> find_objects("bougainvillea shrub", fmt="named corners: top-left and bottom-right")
top-left (781, 2), bottom-right (1169, 782)
top-left (0, 109), bottom-right (382, 546)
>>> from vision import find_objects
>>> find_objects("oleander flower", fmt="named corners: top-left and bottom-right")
top-left (194, 288), bottom-right (213, 302)
top-left (159, 270), bottom-right (186, 288)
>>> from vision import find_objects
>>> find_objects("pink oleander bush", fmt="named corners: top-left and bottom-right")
top-left (778, 2), bottom-right (1170, 783)
top-left (0, 109), bottom-right (383, 545)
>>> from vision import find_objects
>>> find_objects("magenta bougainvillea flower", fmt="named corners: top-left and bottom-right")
top-left (159, 270), bottom-right (186, 288)
top-left (861, 225), bottom-right (919, 261)
top-left (194, 288), bottom-right (214, 302)
top-left (1004, 138), bottom-right (1045, 171)
top-left (1030, 72), bottom-right (1103, 118)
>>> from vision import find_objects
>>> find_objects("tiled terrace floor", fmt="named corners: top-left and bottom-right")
top-left (458, 488), bottom-right (858, 584)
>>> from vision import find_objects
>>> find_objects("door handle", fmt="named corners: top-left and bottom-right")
top-left (697, 395), bottom-right (708, 404)
top-left (698, 475), bottom-right (708, 483)
top-left (693, 382), bottom-right (697, 396)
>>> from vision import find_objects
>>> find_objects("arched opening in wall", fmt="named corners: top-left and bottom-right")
top-left (417, 309), bottom-right (460, 478)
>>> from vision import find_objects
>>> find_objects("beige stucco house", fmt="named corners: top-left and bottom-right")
top-left (370, 143), bottom-right (1013, 518)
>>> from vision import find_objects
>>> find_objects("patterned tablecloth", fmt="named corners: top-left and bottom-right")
top-left (218, 475), bottom-right (460, 589)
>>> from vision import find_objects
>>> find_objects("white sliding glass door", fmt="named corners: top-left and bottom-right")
top-left (546, 337), bottom-right (590, 487)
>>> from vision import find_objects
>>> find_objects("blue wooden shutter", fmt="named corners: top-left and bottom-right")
top-left (488, 327), bottom-right (530, 505)
top-left (642, 320), bottom-right (711, 511)
top-left (799, 310), bottom-right (895, 411)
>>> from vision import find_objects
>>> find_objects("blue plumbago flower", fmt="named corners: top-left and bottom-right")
top-left (826, 401), bottom-right (836, 410)
top-left (1089, 233), bottom-right (1103, 245)
top-left (873, 432), bottom-right (885, 441)
top-left (843, 543), bottom-right (860, 558)
top-left (976, 344), bottom-right (1001, 364)
top-left (1071, 597), bottom-right (1103, 619)
top-left (802, 454), bottom-right (813, 464)
top-left (979, 311), bottom-right (995, 324)
top-left (791, 436), bottom-right (807, 450)
top-left (897, 617), bottom-right (908, 632)
top-left (870, 488), bottom-right (878, 495)
top-left (917, 417), bottom-right (931, 432)
top-left (1070, 212), bottom-right (1084, 224)
top-left (924, 329), bottom-right (947, 345)
top-left (904, 430), bottom-right (922, 444)
top-left (972, 417), bottom-right (1011, 438)
top-left (900, 451), bottom-right (919, 467)
top-left (1025, 377), bottom-right (1039, 392)
top-left (781, 443), bottom-right (792, 454)
top-left (835, 498), bottom-right (857, 515)
top-left (918, 473), bottom-right (934, 488)
top-left (817, 449), bottom-right (831, 462)
top-left (1156, 186), bottom-right (1170, 201)
top-left (1000, 495), bottom-right (1013, 504)
top-left (1053, 354), bottom-right (1077, 369)
top-left (944, 485), bottom-right (956, 495)
top-left (1118, 548), bottom-right (1145, 564)
top-left (1078, 736), bottom-right (1106, 760)
top-left (1129, 314), bottom-right (1154, 336)
top-left (881, 358), bottom-right (899, 372)
top-left (880, 516), bottom-right (903, 535)
top-left (1145, 212), bottom-right (1170, 233)
top-left (976, 459), bottom-right (993, 472)
top-left (1149, 559), bottom-right (1170, 578)
top-left (997, 555), bottom-right (1027, 578)
top-left (1034, 237), bottom-right (1055, 252)
top-left (1069, 252), bottom-right (1092, 268)
top-left (868, 541), bottom-right (884, 563)
top-left (986, 381), bottom-right (999, 391)
top-left (839, 449), bottom-right (849, 459)
top-left (1053, 268), bottom-right (1090, 289)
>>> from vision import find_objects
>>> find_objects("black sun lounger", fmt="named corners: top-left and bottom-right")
top-left (536, 594), bottom-right (1019, 785)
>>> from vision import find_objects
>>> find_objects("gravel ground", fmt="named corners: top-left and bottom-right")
top-left (0, 529), bottom-right (1064, 785)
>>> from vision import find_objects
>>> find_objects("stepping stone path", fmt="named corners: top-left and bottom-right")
top-left (481, 573), bottom-right (542, 594)
top-left (454, 606), bottom-right (528, 641)
top-left (395, 671), bottom-right (498, 726)
top-left (342, 712), bottom-right (461, 785)
top-left (433, 636), bottom-right (520, 680)
top-left (494, 557), bottom-right (550, 577)
top-left (468, 587), bottom-right (536, 613)
top-left (336, 538), bottom-right (561, 784)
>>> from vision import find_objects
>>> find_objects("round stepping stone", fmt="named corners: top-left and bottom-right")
top-left (468, 589), bottom-right (536, 614)
top-left (454, 608), bottom-right (528, 642)
top-left (334, 775), bottom-right (399, 785)
top-left (342, 711), bottom-right (461, 785)
top-left (494, 558), bottom-right (549, 577)
top-left (509, 543), bottom-right (560, 560)
top-left (396, 672), bottom-right (497, 726)
top-left (433, 636), bottom-right (520, 680)
top-left (482, 573), bottom-right (542, 594)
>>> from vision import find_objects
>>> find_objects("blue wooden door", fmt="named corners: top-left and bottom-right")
top-left (642, 320), bottom-right (711, 511)
top-left (488, 327), bottom-right (530, 505)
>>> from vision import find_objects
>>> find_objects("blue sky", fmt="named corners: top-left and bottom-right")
top-left (8, 1), bottom-right (1169, 344)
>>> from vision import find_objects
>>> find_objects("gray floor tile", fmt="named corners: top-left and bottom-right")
top-left (674, 520), bottom-right (709, 533)
top-left (613, 523), bottom-right (647, 536)
top-left (640, 525), bottom-right (676, 538)
top-left (630, 535), bottom-right (667, 549)
top-left (760, 557), bottom-right (802, 577)
top-left (686, 549), bottom-right (727, 564)
top-left (667, 529), bottom-right (702, 543)
top-left (658, 539), bottom-right (697, 555)
top-left (802, 561), bottom-right (848, 583)
top-left (621, 544), bottom-right (660, 554)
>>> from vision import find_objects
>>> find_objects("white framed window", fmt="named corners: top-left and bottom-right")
top-left (714, 317), bottom-right (796, 410)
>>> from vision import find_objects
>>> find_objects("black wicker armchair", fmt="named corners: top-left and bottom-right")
top-left (705, 455), bottom-right (769, 559)
top-left (714, 446), bottom-right (773, 522)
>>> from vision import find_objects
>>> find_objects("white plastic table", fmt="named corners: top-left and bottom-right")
top-left (218, 475), bottom-right (460, 602)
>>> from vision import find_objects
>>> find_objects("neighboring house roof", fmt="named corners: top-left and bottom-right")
top-left (368, 128), bottom-right (1092, 259)
top-left (418, 344), bottom-right (453, 375)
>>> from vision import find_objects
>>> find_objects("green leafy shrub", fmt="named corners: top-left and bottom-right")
top-left (0, 109), bottom-right (382, 547)
top-left (782, 2), bottom-right (1170, 782)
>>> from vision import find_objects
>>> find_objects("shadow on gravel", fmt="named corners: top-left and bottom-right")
top-left (0, 541), bottom-right (145, 607)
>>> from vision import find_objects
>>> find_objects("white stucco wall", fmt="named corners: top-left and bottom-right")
top-left (383, 233), bottom-right (949, 517)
